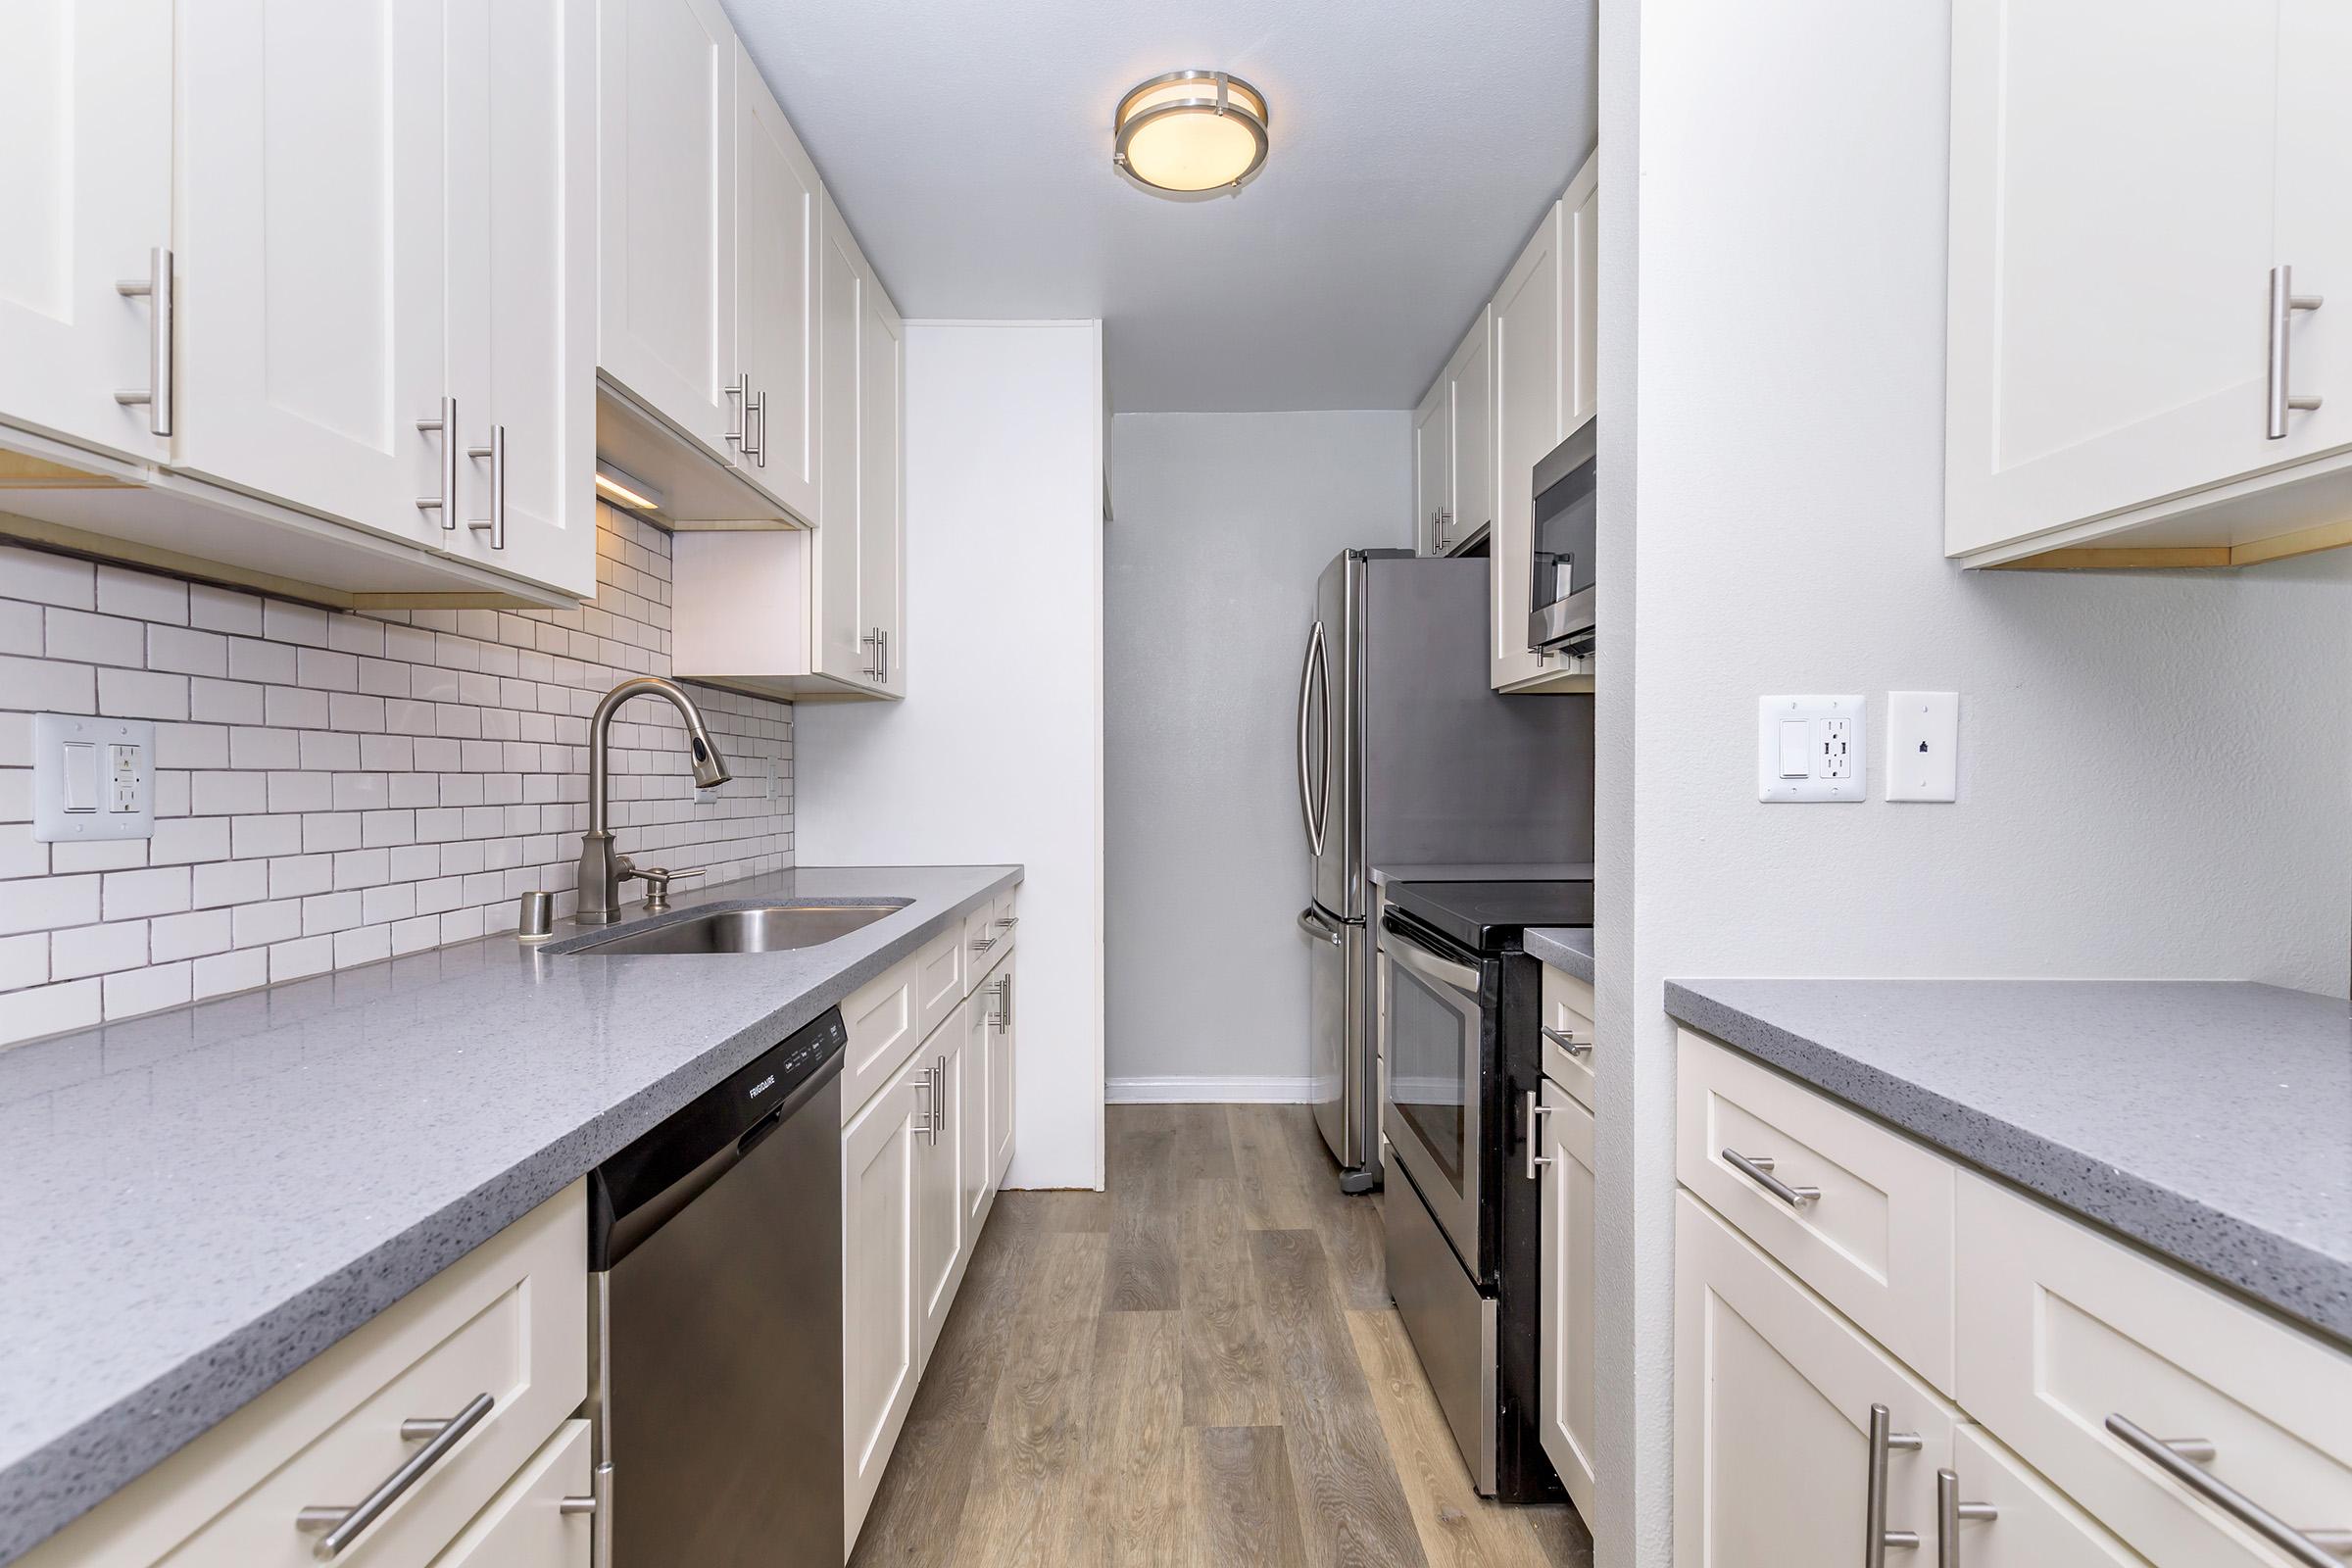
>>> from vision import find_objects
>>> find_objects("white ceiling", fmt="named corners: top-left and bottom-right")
top-left (724, 0), bottom-right (1596, 414)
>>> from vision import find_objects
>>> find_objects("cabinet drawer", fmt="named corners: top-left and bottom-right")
top-left (992, 884), bottom-right (1019, 958)
top-left (840, 952), bottom-right (922, 1122)
top-left (26, 1183), bottom-right (587, 1568)
top-left (1955, 1173), bottom-right (2352, 1568)
top-left (1540, 962), bottom-right (1595, 1109)
top-left (911, 923), bottom-right (965, 1042)
top-left (1948, 1425), bottom-right (2151, 1568)
top-left (964, 899), bottom-right (1006, 979)
top-left (1677, 1029), bottom-right (1957, 1394)
top-left (426, 1421), bottom-right (593, 1568)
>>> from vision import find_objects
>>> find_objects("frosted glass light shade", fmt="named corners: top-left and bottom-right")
top-left (1113, 72), bottom-right (1270, 192)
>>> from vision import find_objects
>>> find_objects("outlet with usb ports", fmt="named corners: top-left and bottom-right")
top-left (1756, 696), bottom-right (1865, 802)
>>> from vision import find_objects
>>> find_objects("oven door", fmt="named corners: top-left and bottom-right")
top-left (1379, 923), bottom-right (1487, 1273)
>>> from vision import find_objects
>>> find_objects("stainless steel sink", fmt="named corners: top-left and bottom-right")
top-left (562, 902), bottom-right (908, 956)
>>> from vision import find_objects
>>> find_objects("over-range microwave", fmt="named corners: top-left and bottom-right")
top-left (1527, 421), bottom-right (1595, 656)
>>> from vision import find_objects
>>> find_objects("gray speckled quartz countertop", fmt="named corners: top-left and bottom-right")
top-left (1523, 928), bottom-right (1594, 983)
top-left (1370, 861), bottom-right (1593, 886)
top-left (0, 862), bottom-right (1019, 1567)
top-left (1664, 978), bottom-right (2352, 1345)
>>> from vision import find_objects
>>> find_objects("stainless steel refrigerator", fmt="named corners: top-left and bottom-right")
top-left (1295, 550), bottom-right (1592, 1192)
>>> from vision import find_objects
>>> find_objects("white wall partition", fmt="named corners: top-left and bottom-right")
top-left (794, 321), bottom-right (1105, 1192)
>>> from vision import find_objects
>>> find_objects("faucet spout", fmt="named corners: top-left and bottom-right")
top-left (577, 676), bottom-right (732, 923)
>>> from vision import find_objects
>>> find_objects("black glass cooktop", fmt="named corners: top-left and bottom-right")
top-left (1386, 879), bottom-right (1594, 956)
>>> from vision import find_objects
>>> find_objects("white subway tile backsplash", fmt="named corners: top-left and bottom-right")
top-left (0, 510), bottom-right (789, 1042)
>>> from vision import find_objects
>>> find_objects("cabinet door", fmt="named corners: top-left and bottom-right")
top-left (1446, 309), bottom-right (1494, 546)
top-left (1412, 379), bottom-right (1450, 555)
top-left (990, 953), bottom-right (1016, 1187)
top-left (1491, 205), bottom-right (1566, 691)
top-left (858, 270), bottom-right (906, 696)
top-left (1945, 3), bottom-right (2299, 556)
top-left (426, 1421), bottom-right (593, 1568)
top-left (734, 46), bottom-right (820, 523)
top-left (1563, 155), bottom-right (1599, 434)
top-left (175, 0), bottom-right (447, 548)
top-left (1538, 1079), bottom-right (1597, 1520)
top-left (0, 0), bottom-right (171, 465)
top-left (1675, 1191), bottom-right (1958, 1567)
top-left (596, 0), bottom-right (737, 456)
top-left (961, 988), bottom-right (994, 1230)
top-left (1944, 1426), bottom-right (2154, 1568)
top-left (2277, 2), bottom-right (2352, 463)
top-left (810, 190), bottom-right (866, 684)
top-left (842, 1057), bottom-right (922, 1548)
top-left (914, 1025), bottom-right (965, 1364)
top-left (442, 0), bottom-right (596, 600)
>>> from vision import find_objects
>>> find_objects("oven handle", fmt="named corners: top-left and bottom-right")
top-left (1383, 929), bottom-right (1481, 996)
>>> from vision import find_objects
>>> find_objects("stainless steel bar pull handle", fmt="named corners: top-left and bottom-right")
top-left (2268, 265), bottom-right (2325, 439)
top-left (913, 1067), bottom-right (932, 1137)
top-left (724, 373), bottom-right (749, 447)
top-left (933, 1054), bottom-right (946, 1144)
top-left (1524, 1089), bottom-right (1553, 1181)
top-left (114, 246), bottom-right (173, 436)
top-left (1542, 1024), bottom-right (1592, 1057)
top-left (297, 1392), bottom-right (494, 1557)
top-left (416, 396), bottom-right (458, 526)
top-left (750, 388), bottom-right (768, 466)
top-left (2105, 1413), bottom-right (2352, 1567)
top-left (861, 627), bottom-right (882, 680)
top-left (999, 972), bottom-right (1012, 1029)
top-left (1722, 1147), bottom-right (1820, 1208)
top-left (1866, 1402), bottom-right (1924, 1565)
top-left (1935, 1468), bottom-right (1997, 1568)
top-left (466, 425), bottom-right (506, 550)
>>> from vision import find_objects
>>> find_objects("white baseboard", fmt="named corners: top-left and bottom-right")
top-left (1104, 1075), bottom-right (1314, 1104)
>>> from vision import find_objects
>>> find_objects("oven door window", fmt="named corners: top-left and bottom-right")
top-left (1390, 955), bottom-right (1476, 1191)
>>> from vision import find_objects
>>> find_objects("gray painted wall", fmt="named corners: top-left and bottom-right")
top-left (1105, 411), bottom-right (1412, 1091)
top-left (1594, 7), bottom-right (2352, 1566)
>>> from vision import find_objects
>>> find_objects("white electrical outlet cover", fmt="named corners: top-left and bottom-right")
top-left (1757, 695), bottom-right (1866, 803)
top-left (1885, 691), bottom-right (1959, 802)
top-left (32, 713), bottom-right (156, 841)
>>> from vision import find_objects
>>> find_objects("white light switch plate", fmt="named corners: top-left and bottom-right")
top-left (1885, 691), bottom-right (1959, 802)
top-left (32, 714), bottom-right (155, 842)
top-left (1757, 695), bottom-right (1866, 802)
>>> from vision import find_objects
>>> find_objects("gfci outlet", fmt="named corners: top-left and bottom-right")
top-left (1757, 695), bottom-right (1866, 803)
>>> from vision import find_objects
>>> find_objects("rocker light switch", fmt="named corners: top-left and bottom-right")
top-left (32, 714), bottom-right (155, 841)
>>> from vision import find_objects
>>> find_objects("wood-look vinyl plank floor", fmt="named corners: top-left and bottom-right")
top-left (857, 1105), bottom-right (1592, 1566)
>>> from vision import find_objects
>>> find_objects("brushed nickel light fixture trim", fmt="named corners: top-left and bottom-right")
top-left (1113, 70), bottom-right (1270, 193)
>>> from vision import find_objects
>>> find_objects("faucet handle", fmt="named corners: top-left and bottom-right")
top-left (624, 865), bottom-right (703, 913)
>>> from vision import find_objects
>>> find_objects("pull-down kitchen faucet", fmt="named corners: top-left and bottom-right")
top-left (576, 676), bottom-right (731, 923)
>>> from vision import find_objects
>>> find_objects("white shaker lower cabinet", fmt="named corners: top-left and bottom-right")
top-left (912, 1019), bottom-right (967, 1365)
top-left (0, 0), bottom-right (172, 466)
top-left (1675, 1192), bottom-right (1959, 1566)
top-left (17, 1184), bottom-right (588, 1568)
top-left (989, 949), bottom-right (1017, 1187)
top-left (841, 1054), bottom-right (924, 1552)
top-left (1945, 1425), bottom-right (2154, 1568)
top-left (426, 1421), bottom-right (594, 1568)
top-left (960, 984), bottom-right (995, 1232)
top-left (1537, 1075), bottom-right (1598, 1520)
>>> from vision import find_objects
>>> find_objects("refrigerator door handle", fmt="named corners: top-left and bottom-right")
top-left (1298, 619), bottom-right (1329, 858)
top-left (1297, 906), bottom-right (1343, 946)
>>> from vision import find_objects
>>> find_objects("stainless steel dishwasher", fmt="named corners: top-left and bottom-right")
top-left (587, 1006), bottom-right (846, 1567)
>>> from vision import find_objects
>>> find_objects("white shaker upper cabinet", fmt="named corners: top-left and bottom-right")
top-left (597, 0), bottom-right (738, 457)
top-left (1563, 157), bottom-right (1599, 435)
top-left (174, 0), bottom-right (448, 550)
top-left (810, 189), bottom-right (867, 686)
top-left (1492, 202), bottom-right (1567, 691)
top-left (0, 0), bottom-right (171, 466)
top-left (1946, 0), bottom-right (2352, 565)
top-left (858, 271), bottom-right (906, 698)
top-left (734, 45), bottom-right (821, 523)
top-left (1412, 379), bottom-right (1450, 556)
top-left (443, 0), bottom-right (597, 600)
top-left (1446, 307), bottom-right (1495, 554)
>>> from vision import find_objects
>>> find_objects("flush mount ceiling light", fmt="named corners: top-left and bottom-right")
top-left (1113, 71), bottom-right (1270, 193)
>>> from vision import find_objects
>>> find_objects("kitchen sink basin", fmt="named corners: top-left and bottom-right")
top-left (563, 901), bottom-right (908, 956)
